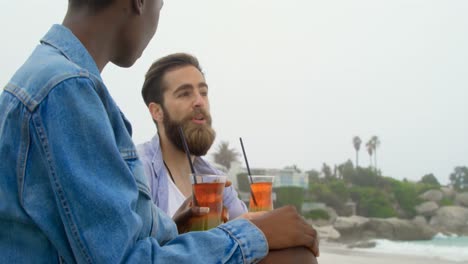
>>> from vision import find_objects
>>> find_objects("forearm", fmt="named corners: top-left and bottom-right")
top-left (224, 186), bottom-right (248, 219)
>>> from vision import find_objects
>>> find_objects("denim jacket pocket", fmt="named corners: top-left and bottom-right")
top-left (121, 149), bottom-right (158, 239)
top-left (120, 149), bottom-right (151, 197)
top-left (133, 166), bottom-right (152, 201)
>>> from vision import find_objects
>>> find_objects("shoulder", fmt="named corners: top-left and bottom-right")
top-left (6, 44), bottom-right (98, 111)
top-left (136, 135), bottom-right (160, 164)
top-left (136, 141), bottom-right (153, 163)
top-left (194, 157), bottom-right (226, 175)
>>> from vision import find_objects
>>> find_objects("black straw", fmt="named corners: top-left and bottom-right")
top-left (178, 127), bottom-right (199, 206)
top-left (239, 137), bottom-right (258, 206)
top-left (178, 126), bottom-right (197, 182)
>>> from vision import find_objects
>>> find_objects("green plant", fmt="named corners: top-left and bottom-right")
top-left (440, 197), bottom-right (454, 206)
top-left (419, 173), bottom-right (440, 187)
top-left (236, 173), bottom-right (250, 193)
top-left (304, 209), bottom-right (330, 220)
top-left (273, 186), bottom-right (304, 212)
top-left (350, 187), bottom-right (397, 218)
top-left (388, 179), bottom-right (421, 218)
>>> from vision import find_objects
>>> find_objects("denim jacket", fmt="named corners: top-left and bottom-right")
top-left (0, 24), bottom-right (267, 263)
top-left (137, 135), bottom-right (248, 218)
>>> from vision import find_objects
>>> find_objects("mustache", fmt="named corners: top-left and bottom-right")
top-left (182, 108), bottom-right (212, 123)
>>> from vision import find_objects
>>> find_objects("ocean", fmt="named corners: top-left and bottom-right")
top-left (358, 234), bottom-right (468, 263)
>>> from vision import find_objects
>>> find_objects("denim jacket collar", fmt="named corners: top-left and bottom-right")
top-left (41, 24), bottom-right (102, 81)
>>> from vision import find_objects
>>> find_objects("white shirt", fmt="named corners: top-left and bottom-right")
top-left (166, 173), bottom-right (187, 217)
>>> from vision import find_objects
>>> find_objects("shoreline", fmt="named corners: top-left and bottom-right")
top-left (318, 241), bottom-right (461, 264)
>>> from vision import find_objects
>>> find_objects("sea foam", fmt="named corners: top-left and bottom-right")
top-left (357, 234), bottom-right (468, 262)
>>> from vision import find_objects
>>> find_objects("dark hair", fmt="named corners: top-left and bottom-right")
top-left (142, 53), bottom-right (203, 107)
top-left (68, 0), bottom-right (115, 12)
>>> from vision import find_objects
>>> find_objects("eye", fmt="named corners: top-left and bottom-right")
top-left (178, 91), bottom-right (190, 97)
top-left (200, 88), bottom-right (208, 96)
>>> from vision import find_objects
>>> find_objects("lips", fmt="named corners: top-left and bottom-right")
top-left (191, 114), bottom-right (206, 124)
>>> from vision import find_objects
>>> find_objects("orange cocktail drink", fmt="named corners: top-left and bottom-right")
top-left (249, 176), bottom-right (274, 212)
top-left (189, 174), bottom-right (226, 231)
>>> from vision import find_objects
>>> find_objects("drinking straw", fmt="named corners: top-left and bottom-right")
top-left (239, 137), bottom-right (258, 206)
top-left (178, 126), bottom-right (197, 183)
top-left (178, 126), bottom-right (199, 206)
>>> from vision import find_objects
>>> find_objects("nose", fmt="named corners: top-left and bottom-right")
top-left (193, 91), bottom-right (206, 108)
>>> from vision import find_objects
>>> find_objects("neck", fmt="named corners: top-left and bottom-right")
top-left (62, 7), bottom-right (124, 72)
top-left (159, 132), bottom-right (195, 180)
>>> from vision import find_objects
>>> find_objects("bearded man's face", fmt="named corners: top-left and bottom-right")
top-left (162, 105), bottom-right (216, 156)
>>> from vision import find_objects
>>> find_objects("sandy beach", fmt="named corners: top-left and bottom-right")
top-left (318, 242), bottom-right (460, 264)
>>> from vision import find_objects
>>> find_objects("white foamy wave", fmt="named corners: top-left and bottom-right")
top-left (356, 237), bottom-right (468, 263)
top-left (433, 232), bottom-right (458, 239)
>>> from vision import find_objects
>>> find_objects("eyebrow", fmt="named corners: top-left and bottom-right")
top-left (173, 82), bottom-right (209, 94)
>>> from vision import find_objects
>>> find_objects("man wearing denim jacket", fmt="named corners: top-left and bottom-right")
top-left (0, 0), bottom-right (319, 263)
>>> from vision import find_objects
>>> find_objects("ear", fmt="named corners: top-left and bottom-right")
top-left (132, 0), bottom-right (144, 15)
top-left (149, 102), bottom-right (163, 123)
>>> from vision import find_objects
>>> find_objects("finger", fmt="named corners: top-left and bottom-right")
top-left (240, 211), bottom-right (266, 220)
top-left (313, 241), bottom-right (319, 257)
top-left (304, 231), bottom-right (319, 257)
top-left (302, 224), bottom-right (317, 237)
top-left (312, 230), bottom-right (320, 257)
top-left (222, 206), bottom-right (229, 222)
top-left (174, 206), bottom-right (208, 222)
top-left (225, 180), bottom-right (232, 187)
top-left (191, 206), bottom-right (210, 216)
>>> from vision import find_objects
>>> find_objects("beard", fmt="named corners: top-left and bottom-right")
top-left (162, 106), bottom-right (216, 156)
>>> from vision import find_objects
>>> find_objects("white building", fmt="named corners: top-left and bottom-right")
top-left (226, 164), bottom-right (309, 190)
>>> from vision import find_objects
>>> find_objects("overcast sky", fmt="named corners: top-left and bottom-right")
top-left (2, 1), bottom-right (467, 184)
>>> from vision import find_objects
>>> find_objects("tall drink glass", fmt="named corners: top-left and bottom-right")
top-left (189, 174), bottom-right (226, 231)
top-left (249, 175), bottom-right (274, 212)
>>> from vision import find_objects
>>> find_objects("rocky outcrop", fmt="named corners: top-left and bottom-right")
top-left (419, 189), bottom-right (443, 202)
top-left (333, 216), bottom-right (436, 242)
top-left (307, 187), bottom-right (468, 243)
top-left (440, 186), bottom-right (456, 199)
top-left (363, 218), bottom-right (436, 241)
top-left (313, 225), bottom-right (340, 240)
top-left (332, 216), bottom-right (368, 242)
top-left (415, 201), bottom-right (439, 217)
top-left (429, 206), bottom-right (468, 235)
top-left (412, 215), bottom-right (427, 225)
top-left (455, 192), bottom-right (468, 207)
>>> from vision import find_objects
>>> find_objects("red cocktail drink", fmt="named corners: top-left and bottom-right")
top-left (249, 176), bottom-right (274, 212)
top-left (190, 175), bottom-right (226, 231)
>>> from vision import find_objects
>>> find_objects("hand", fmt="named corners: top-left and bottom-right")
top-left (221, 180), bottom-right (231, 222)
top-left (225, 180), bottom-right (232, 188)
top-left (244, 206), bottom-right (319, 257)
top-left (173, 180), bottom-right (232, 232)
top-left (221, 206), bottom-right (229, 223)
top-left (172, 196), bottom-right (209, 234)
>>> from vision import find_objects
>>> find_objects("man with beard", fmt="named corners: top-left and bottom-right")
top-left (137, 53), bottom-right (247, 220)
top-left (137, 53), bottom-right (319, 263)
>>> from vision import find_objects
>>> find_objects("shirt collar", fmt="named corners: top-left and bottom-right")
top-left (40, 24), bottom-right (102, 80)
top-left (151, 134), bottom-right (205, 173)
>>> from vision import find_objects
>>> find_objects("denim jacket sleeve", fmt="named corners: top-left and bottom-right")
top-left (34, 77), bottom-right (268, 263)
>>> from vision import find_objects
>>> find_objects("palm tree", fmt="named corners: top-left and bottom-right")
top-left (212, 141), bottom-right (239, 170)
top-left (370, 135), bottom-right (380, 171)
top-left (352, 136), bottom-right (362, 167)
top-left (366, 139), bottom-right (374, 168)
